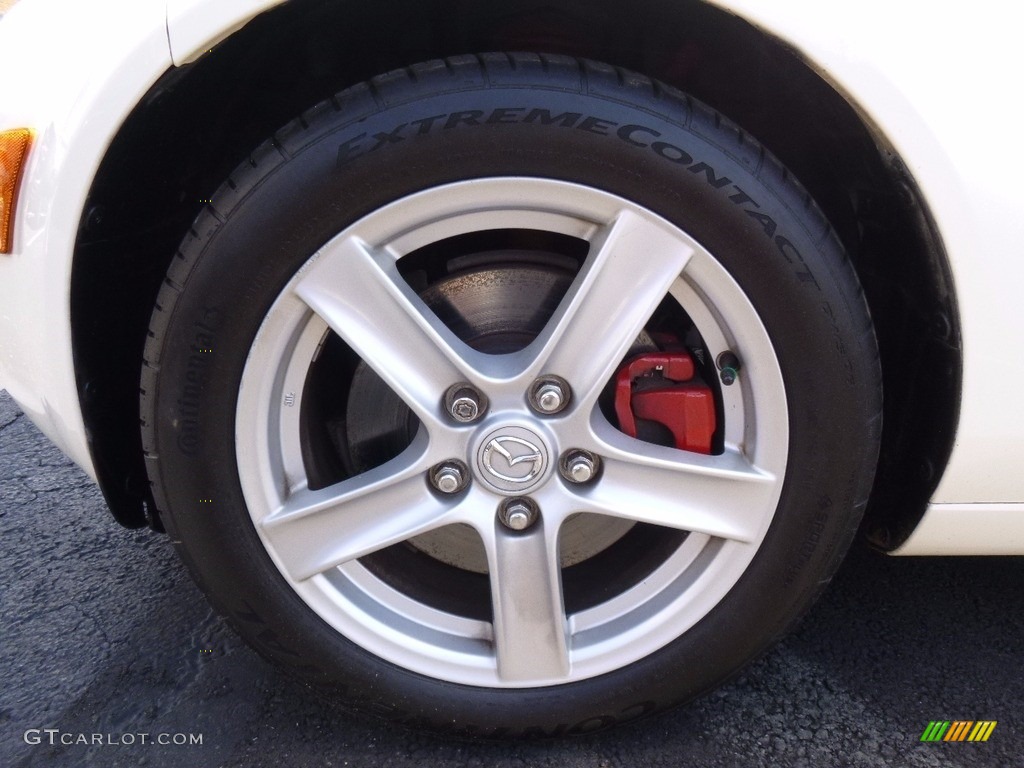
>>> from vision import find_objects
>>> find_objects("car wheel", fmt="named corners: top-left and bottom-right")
top-left (140, 53), bottom-right (881, 737)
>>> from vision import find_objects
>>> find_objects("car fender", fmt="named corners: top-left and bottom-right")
top-left (0, 0), bottom-right (169, 476)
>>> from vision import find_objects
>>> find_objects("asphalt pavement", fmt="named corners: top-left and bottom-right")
top-left (1, 389), bottom-right (1021, 767)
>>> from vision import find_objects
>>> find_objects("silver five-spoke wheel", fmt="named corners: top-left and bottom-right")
top-left (236, 178), bottom-right (788, 687)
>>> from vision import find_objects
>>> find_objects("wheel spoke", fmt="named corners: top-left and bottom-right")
top-left (482, 521), bottom-right (570, 682)
top-left (293, 235), bottom-right (487, 427)
top-left (260, 459), bottom-right (458, 582)
top-left (575, 440), bottom-right (779, 543)
top-left (528, 210), bottom-right (694, 407)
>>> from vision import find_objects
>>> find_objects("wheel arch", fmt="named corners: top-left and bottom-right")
top-left (72, 0), bottom-right (960, 546)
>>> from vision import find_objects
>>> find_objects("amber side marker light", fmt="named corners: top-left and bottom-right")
top-left (1, 128), bottom-right (33, 254)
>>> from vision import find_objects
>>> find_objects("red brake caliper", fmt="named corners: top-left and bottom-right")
top-left (613, 351), bottom-right (716, 454)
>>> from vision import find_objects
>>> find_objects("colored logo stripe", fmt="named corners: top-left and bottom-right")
top-left (921, 721), bottom-right (950, 742)
top-left (969, 721), bottom-right (997, 742)
top-left (944, 721), bottom-right (973, 741)
top-left (920, 721), bottom-right (996, 742)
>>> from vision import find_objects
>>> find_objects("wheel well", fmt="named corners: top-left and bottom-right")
top-left (72, 0), bottom-right (960, 547)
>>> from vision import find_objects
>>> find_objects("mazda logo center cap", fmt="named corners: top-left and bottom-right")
top-left (477, 426), bottom-right (550, 493)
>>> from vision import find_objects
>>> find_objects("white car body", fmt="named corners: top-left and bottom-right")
top-left (1, 0), bottom-right (1022, 555)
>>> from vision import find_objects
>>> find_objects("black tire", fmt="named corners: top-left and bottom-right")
top-left (140, 53), bottom-right (881, 738)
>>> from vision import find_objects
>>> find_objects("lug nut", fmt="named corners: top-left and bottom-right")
top-left (537, 384), bottom-right (563, 412)
top-left (451, 394), bottom-right (480, 422)
top-left (560, 449), bottom-right (599, 484)
top-left (435, 468), bottom-right (463, 493)
top-left (498, 498), bottom-right (539, 531)
top-left (529, 376), bottom-right (571, 415)
top-left (506, 507), bottom-right (532, 530)
top-left (431, 461), bottom-right (469, 494)
top-left (445, 384), bottom-right (486, 423)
